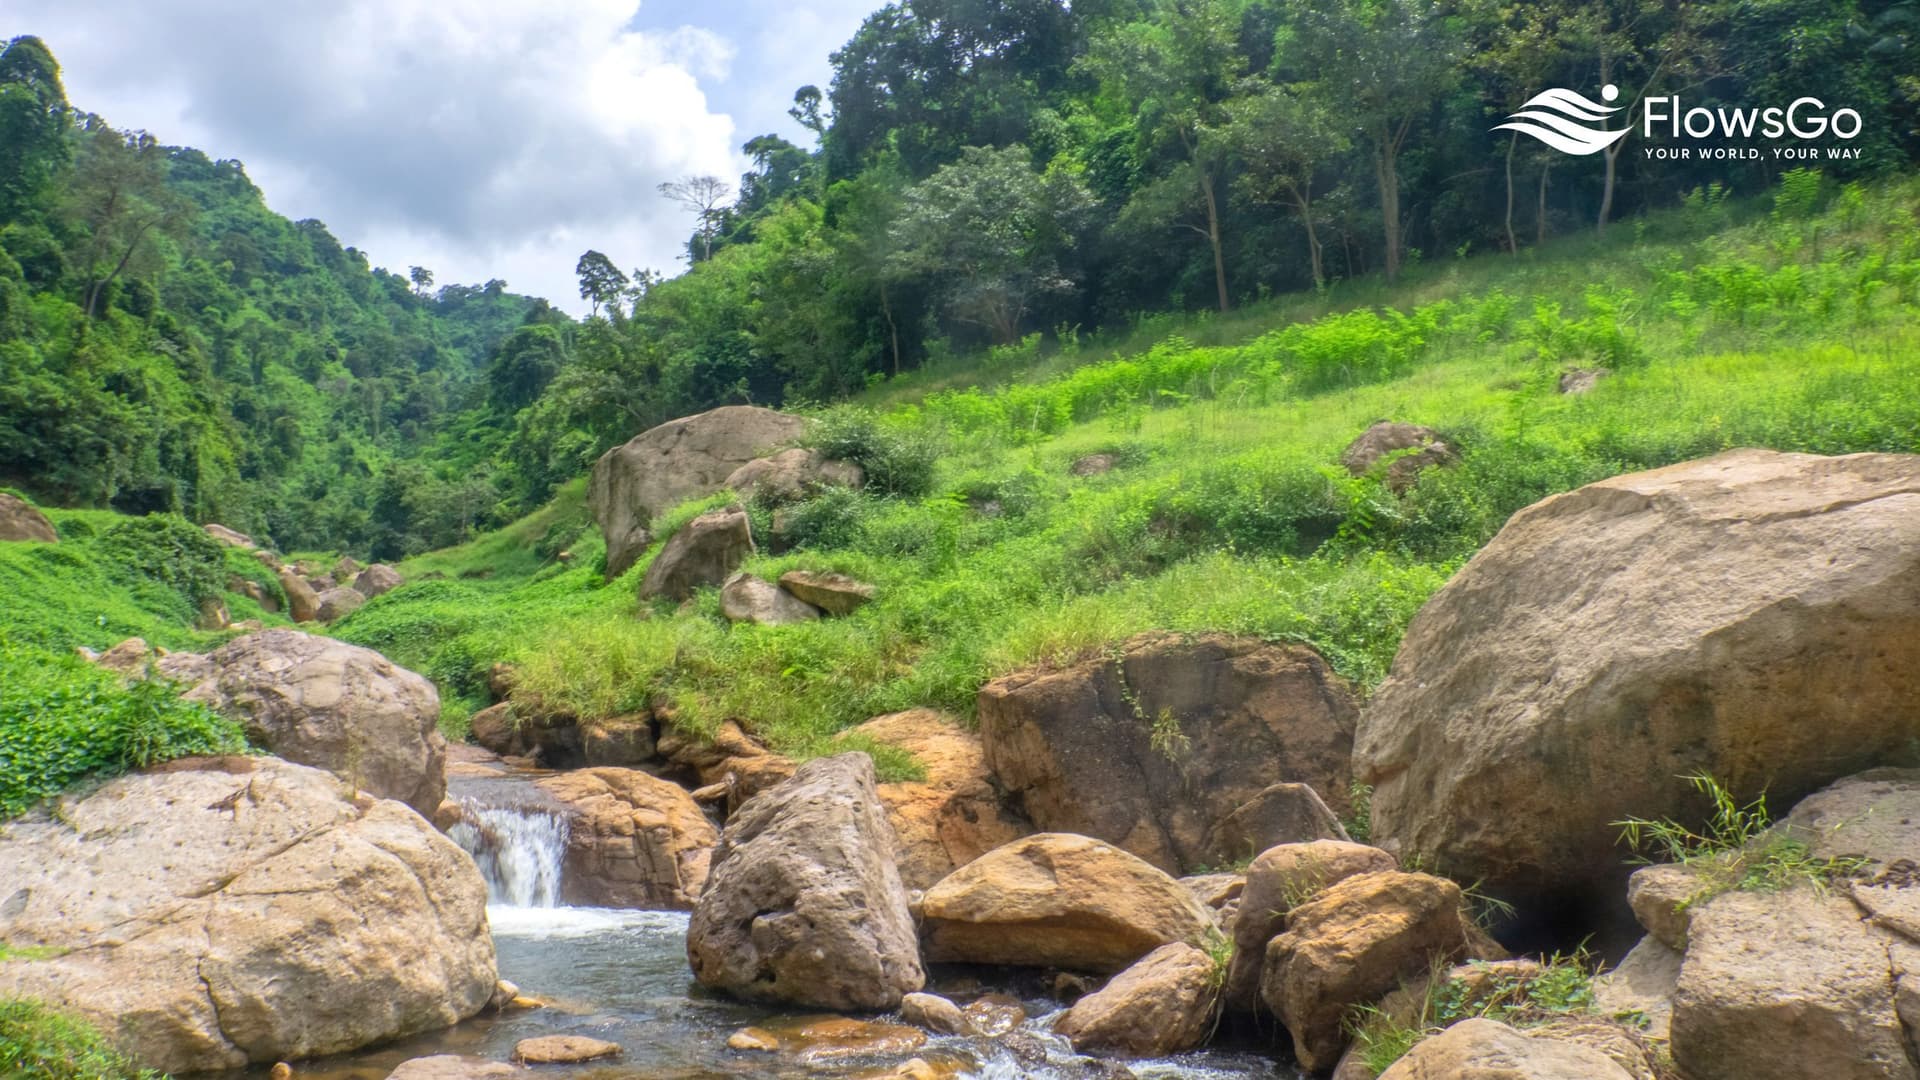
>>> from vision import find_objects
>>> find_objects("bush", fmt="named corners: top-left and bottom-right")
top-left (0, 637), bottom-right (247, 819)
top-left (0, 998), bottom-right (158, 1080)
top-left (97, 514), bottom-right (227, 615)
top-left (805, 405), bottom-right (941, 497)
top-left (773, 486), bottom-right (875, 551)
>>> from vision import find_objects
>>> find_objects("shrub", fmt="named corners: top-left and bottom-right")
top-left (805, 405), bottom-right (941, 497)
top-left (0, 998), bottom-right (159, 1080)
top-left (773, 486), bottom-right (875, 551)
top-left (0, 637), bottom-right (248, 819)
top-left (97, 514), bottom-right (227, 614)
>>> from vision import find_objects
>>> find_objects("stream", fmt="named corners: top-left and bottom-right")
top-left (243, 772), bottom-right (1300, 1080)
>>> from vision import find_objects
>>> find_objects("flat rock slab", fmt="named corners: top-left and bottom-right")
top-left (512, 1035), bottom-right (621, 1064)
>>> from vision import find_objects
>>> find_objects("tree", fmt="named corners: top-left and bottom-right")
top-left (0, 35), bottom-right (70, 224)
top-left (408, 265), bottom-right (434, 296)
top-left (574, 250), bottom-right (628, 317)
top-left (64, 121), bottom-right (195, 318)
top-left (1286, 0), bottom-right (1460, 281)
top-left (1221, 81), bottom-right (1350, 287)
top-left (888, 144), bottom-right (1092, 345)
top-left (658, 175), bottom-right (733, 263)
top-left (1085, 0), bottom-right (1244, 311)
top-left (789, 85), bottom-right (828, 137)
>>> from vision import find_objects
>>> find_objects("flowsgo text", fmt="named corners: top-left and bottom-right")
top-left (1641, 96), bottom-right (1863, 160)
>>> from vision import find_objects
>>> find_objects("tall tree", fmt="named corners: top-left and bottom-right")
top-left (1221, 80), bottom-right (1349, 287)
top-left (574, 250), bottom-right (628, 318)
top-left (1085, 0), bottom-right (1245, 311)
top-left (658, 175), bottom-right (733, 263)
top-left (0, 35), bottom-right (69, 224)
top-left (64, 121), bottom-right (194, 318)
top-left (1286, 0), bottom-right (1459, 281)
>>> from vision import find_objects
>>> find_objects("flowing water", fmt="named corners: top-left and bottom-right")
top-left (243, 779), bottom-right (1300, 1080)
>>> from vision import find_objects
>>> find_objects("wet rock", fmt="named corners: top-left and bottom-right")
top-left (1261, 870), bottom-right (1471, 1071)
top-left (727, 1027), bottom-right (780, 1051)
top-left (1356, 449), bottom-right (1920, 902)
top-left (919, 833), bottom-right (1215, 973)
top-left (386, 1055), bottom-right (521, 1079)
top-left (511, 1034), bottom-right (620, 1064)
top-left (1225, 840), bottom-right (1397, 1012)
top-left (1378, 1017), bottom-right (1634, 1080)
top-left (640, 507), bottom-right (754, 602)
top-left (720, 571), bottom-right (820, 625)
top-left (842, 709), bottom-right (1031, 890)
top-left (688, 754), bottom-right (925, 1010)
top-left (901, 991), bottom-right (972, 1035)
top-left (962, 994), bottom-right (1026, 1037)
top-left (591, 405), bottom-right (807, 579)
top-left (1339, 421), bottom-right (1457, 493)
top-left (779, 568), bottom-right (877, 615)
top-left (725, 446), bottom-right (864, 505)
top-left (734, 1016), bottom-right (928, 1062)
top-left (1055, 942), bottom-right (1220, 1056)
top-left (534, 767), bottom-right (717, 909)
top-left (979, 633), bottom-right (1358, 874)
top-left (0, 757), bottom-right (496, 1073)
top-left (0, 492), bottom-right (57, 542)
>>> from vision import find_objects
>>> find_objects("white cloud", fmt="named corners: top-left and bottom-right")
top-left (8, 0), bottom-right (776, 313)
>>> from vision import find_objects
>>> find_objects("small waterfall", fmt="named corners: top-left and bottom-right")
top-left (449, 799), bottom-right (569, 908)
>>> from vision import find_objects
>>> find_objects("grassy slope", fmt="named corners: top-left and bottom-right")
top-left (326, 175), bottom-right (1920, 771)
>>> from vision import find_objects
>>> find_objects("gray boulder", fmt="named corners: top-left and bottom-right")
top-left (639, 507), bottom-right (753, 602)
top-left (720, 572), bottom-right (821, 625)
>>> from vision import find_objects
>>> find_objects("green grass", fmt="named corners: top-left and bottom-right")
top-left (1346, 952), bottom-right (1602, 1077)
top-left (327, 174), bottom-right (1920, 770)
top-left (0, 998), bottom-right (161, 1080)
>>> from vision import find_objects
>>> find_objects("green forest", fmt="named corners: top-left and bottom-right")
top-left (3, 0), bottom-right (1915, 558)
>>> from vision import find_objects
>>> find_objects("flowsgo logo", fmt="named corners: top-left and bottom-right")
top-left (1495, 84), bottom-right (1864, 161)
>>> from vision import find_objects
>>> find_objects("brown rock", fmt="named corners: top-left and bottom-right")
top-left (331, 555), bottom-right (362, 583)
top-left (1226, 840), bottom-right (1399, 1012)
top-left (1593, 936), bottom-right (1681, 1042)
top-left (316, 585), bottom-right (366, 622)
top-left (385, 1056), bottom-right (521, 1080)
top-left (1558, 367), bottom-right (1610, 395)
top-left (725, 446), bottom-right (864, 504)
top-left (1204, 782), bottom-right (1349, 868)
top-left (511, 1035), bottom-right (620, 1064)
top-left (1377, 1017), bottom-right (1635, 1080)
top-left (0, 758), bottom-right (496, 1073)
top-left (1070, 453), bottom-right (1117, 477)
top-left (277, 569), bottom-right (320, 623)
top-left (727, 1027), bottom-right (780, 1051)
top-left (979, 633), bottom-right (1358, 874)
top-left (1055, 942), bottom-right (1220, 1056)
top-left (962, 994), bottom-right (1026, 1036)
top-left (196, 596), bottom-right (232, 631)
top-left (203, 523), bottom-right (256, 549)
top-left (533, 767), bottom-right (717, 909)
top-left (1340, 421), bottom-right (1458, 493)
top-left (687, 754), bottom-right (924, 1009)
top-left (180, 629), bottom-right (448, 816)
top-left (737, 1016), bottom-right (927, 1063)
top-left (1261, 870), bottom-right (1471, 1071)
top-left (469, 703), bottom-right (522, 757)
top-left (900, 992), bottom-right (972, 1035)
top-left (1626, 864), bottom-right (1700, 951)
top-left (720, 571), bottom-right (820, 624)
top-left (354, 563), bottom-right (404, 598)
top-left (640, 507), bottom-right (754, 602)
top-left (842, 709), bottom-right (1031, 890)
top-left (659, 720), bottom-right (797, 810)
top-left (919, 833), bottom-right (1215, 974)
top-left (94, 636), bottom-right (157, 676)
top-left (778, 569), bottom-right (876, 615)
top-left (1356, 449), bottom-right (1920, 903)
top-left (0, 492), bottom-right (57, 542)
top-left (1182, 872), bottom-right (1245, 930)
top-left (590, 405), bottom-right (807, 579)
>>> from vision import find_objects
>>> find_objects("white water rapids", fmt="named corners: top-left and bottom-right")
top-left (447, 798), bottom-right (568, 908)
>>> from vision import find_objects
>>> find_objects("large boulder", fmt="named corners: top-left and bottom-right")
top-left (686, 753), bottom-right (924, 1010)
top-left (590, 406), bottom-right (807, 579)
top-left (316, 585), bottom-right (366, 622)
top-left (0, 492), bottom-right (57, 542)
top-left (1226, 840), bottom-right (1398, 1012)
top-left (720, 571), bottom-right (821, 625)
top-left (202, 522), bottom-right (256, 549)
top-left (0, 757), bottom-right (496, 1073)
top-left (355, 563), bottom-right (405, 598)
top-left (1378, 1017), bottom-right (1636, 1080)
top-left (778, 569), bottom-right (876, 616)
top-left (1340, 421), bottom-right (1457, 493)
top-left (841, 709), bottom-right (1031, 891)
top-left (979, 633), bottom-right (1358, 875)
top-left (919, 833), bottom-right (1215, 974)
top-left (725, 446), bottom-right (864, 505)
top-left (1054, 942), bottom-right (1220, 1056)
top-left (179, 629), bottom-right (448, 817)
top-left (277, 569), bottom-right (320, 623)
top-left (1355, 450), bottom-right (1920, 901)
top-left (638, 507), bottom-right (754, 601)
top-left (532, 767), bottom-right (717, 909)
top-left (1260, 870), bottom-right (1472, 1071)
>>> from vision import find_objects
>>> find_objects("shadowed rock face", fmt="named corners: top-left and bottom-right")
top-left (0, 757), bottom-right (497, 1074)
top-left (978, 633), bottom-right (1358, 875)
top-left (1356, 449), bottom-right (1920, 904)
top-left (687, 753), bottom-right (924, 1010)
top-left (532, 766), bottom-right (717, 909)
top-left (590, 406), bottom-right (806, 579)
top-left (0, 492), bottom-right (56, 543)
top-left (639, 507), bottom-right (754, 602)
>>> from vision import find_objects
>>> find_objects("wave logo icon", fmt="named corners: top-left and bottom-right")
top-left (1494, 84), bottom-right (1631, 156)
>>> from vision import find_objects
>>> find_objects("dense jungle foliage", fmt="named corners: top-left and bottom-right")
top-left (3, 1), bottom-right (1916, 555)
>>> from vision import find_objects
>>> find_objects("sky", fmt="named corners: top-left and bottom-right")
top-left (4, 0), bottom-right (880, 314)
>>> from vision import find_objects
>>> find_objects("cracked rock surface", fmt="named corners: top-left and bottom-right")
top-left (0, 756), bottom-right (497, 1073)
